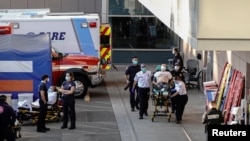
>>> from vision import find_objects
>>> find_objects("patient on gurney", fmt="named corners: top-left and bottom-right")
top-left (17, 86), bottom-right (58, 111)
top-left (32, 86), bottom-right (58, 108)
top-left (152, 64), bottom-right (172, 91)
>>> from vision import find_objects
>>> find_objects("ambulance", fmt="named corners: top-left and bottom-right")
top-left (0, 12), bottom-right (112, 98)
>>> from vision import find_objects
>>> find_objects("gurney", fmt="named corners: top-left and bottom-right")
top-left (17, 92), bottom-right (62, 125)
top-left (151, 83), bottom-right (172, 122)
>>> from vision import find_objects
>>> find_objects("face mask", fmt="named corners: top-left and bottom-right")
top-left (132, 60), bottom-right (138, 65)
top-left (65, 76), bottom-right (71, 81)
top-left (161, 66), bottom-right (166, 71)
top-left (172, 50), bottom-right (175, 54)
top-left (174, 66), bottom-right (180, 71)
top-left (141, 68), bottom-right (146, 73)
top-left (48, 88), bottom-right (53, 93)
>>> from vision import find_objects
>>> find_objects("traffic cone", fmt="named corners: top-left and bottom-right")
top-left (84, 92), bottom-right (90, 102)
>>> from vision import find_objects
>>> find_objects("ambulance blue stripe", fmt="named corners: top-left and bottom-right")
top-left (72, 18), bottom-right (98, 57)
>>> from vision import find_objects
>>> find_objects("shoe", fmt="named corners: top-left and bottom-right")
top-left (61, 126), bottom-right (67, 129)
top-left (43, 127), bottom-right (50, 131)
top-left (139, 116), bottom-right (143, 119)
top-left (68, 127), bottom-right (75, 130)
top-left (144, 112), bottom-right (148, 116)
top-left (131, 109), bottom-right (135, 112)
top-left (37, 129), bottom-right (47, 133)
top-left (136, 106), bottom-right (140, 110)
top-left (176, 120), bottom-right (180, 124)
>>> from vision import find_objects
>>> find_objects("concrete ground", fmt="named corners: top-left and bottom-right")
top-left (15, 65), bottom-right (207, 141)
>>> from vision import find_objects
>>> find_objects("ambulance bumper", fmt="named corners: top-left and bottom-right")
top-left (89, 73), bottom-right (103, 86)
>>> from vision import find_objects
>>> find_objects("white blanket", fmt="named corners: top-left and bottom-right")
top-left (18, 92), bottom-right (58, 110)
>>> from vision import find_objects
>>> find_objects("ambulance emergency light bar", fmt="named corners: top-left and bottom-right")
top-left (46, 12), bottom-right (84, 16)
top-left (81, 22), bottom-right (97, 28)
top-left (0, 8), bottom-right (50, 14)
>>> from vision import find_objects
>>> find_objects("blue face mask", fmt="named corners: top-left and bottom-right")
top-left (65, 76), bottom-right (71, 81)
top-left (141, 68), bottom-right (146, 73)
top-left (132, 60), bottom-right (138, 65)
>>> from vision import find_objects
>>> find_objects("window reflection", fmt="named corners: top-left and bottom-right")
top-left (109, 0), bottom-right (152, 15)
top-left (110, 17), bottom-right (175, 49)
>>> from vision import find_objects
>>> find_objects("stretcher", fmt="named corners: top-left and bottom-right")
top-left (151, 84), bottom-right (171, 122)
top-left (16, 92), bottom-right (62, 125)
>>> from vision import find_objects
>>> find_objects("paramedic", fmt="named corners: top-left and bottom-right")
top-left (202, 101), bottom-right (224, 138)
top-left (133, 64), bottom-right (152, 119)
top-left (125, 56), bottom-right (141, 111)
top-left (0, 95), bottom-right (16, 141)
top-left (58, 72), bottom-right (76, 129)
top-left (172, 47), bottom-right (184, 71)
top-left (171, 63), bottom-right (185, 83)
top-left (37, 74), bottom-right (50, 133)
top-left (171, 75), bottom-right (188, 124)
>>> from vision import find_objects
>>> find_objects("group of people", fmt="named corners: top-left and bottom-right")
top-left (0, 72), bottom-right (77, 140)
top-left (37, 72), bottom-right (76, 133)
top-left (124, 47), bottom-right (188, 123)
top-left (124, 47), bottom-right (225, 138)
top-left (0, 47), bottom-right (224, 140)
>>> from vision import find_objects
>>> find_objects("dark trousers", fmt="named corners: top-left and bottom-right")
top-left (175, 95), bottom-right (188, 121)
top-left (171, 96), bottom-right (178, 113)
top-left (170, 89), bottom-right (177, 113)
top-left (129, 85), bottom-right (139, 110)
top-left (37, 101), bottom-right (47, 130)
top-left (0, 127), bottom-right (16, 141)
top-left (138, 87), bottom-right (150, 117)
top-left (62, 96), bottom-right (76, 128)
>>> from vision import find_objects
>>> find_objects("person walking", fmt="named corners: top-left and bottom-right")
top-left (133, 64), bottom-right (152, 119)
top-left (37, 74), bottom-right (50, 133)
top-left (125, 56), bottom-right (141, 111)
top-left (171, 62), bottom-right (185, 83)
top-left (0, 95), bottom-right (17, 141)
top-left (58, 72), bottom-right (76, 129)
top-left (172, 47), bottom-right (184, 71)
top-left (202, 101), bottom-right (224, 140)
top-left (170, 75), bottom-right (188, 124)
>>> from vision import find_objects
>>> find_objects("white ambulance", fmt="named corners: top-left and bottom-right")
top-left (0, 12), bottom-right (112, 98)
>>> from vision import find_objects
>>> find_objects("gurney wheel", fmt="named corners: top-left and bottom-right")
top-left (19, 134), bottom-right (21, 138)
top-left (151, 117), bottom-right (154, 122)
top-left (168, 118), bottom-right (170, 122)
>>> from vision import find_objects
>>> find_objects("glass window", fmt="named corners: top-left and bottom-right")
top-left (109, 0), bottom-right (152, 15)
top-left (109, 17), bottom-right (176, 49)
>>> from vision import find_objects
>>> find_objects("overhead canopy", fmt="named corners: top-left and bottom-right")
top-left (138, 0), bottom-right (250, 51)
